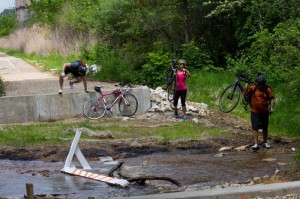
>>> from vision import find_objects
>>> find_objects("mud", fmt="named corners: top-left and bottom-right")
top-left (0, 111), bottom-right (299, 198)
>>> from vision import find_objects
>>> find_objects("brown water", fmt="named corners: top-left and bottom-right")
top-left (0, 149), bottom-right (294, 198)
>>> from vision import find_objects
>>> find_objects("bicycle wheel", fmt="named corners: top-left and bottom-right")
top-left (219, 84), bottom-right (241, 113)
top-left (167, 77), bottom-right (176, 102)
top-left (83, 99), bottom-right (106, 119)
top-left (119, 94), bottom-right (138, 117)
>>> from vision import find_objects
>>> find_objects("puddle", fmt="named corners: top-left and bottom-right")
top-left (0, 150), bottom-right (294, 198)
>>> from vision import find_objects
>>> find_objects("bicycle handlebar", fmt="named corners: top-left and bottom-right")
top-left (237, 72), bottom-right (251, 83)
top-left (114, 83), bottom-right (132, 92)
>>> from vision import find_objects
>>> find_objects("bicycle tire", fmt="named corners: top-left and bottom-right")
top-left (167, 77), bottom-right (176, 102)
top-left (119, 94), bottom-right (138, 117)
top-left (219, 84), bottom-right (241, 113)
top-left (83, 99), bottom-right (106, 119)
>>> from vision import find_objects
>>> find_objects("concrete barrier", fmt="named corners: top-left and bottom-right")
top-left (0, 86), bottom-right (151, 124)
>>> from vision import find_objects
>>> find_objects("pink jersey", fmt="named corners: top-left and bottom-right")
top-left (175, 70), bottom-right (187, 90)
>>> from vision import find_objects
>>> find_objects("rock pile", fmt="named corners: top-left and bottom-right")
top-left (148, 87), bottom-right (209, 117)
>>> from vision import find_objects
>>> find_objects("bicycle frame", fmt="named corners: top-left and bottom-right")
top-left (84, 84), bottom-right (138, 119)
top-left (95, 90), bottom-right (128, 111)
top-left (230, 78), bottom-right (244, 99)
top-left (219, 72), bottom-right (251, 113)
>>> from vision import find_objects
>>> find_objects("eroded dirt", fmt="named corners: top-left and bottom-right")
top-left (1, 110), bottom-right (299, 183)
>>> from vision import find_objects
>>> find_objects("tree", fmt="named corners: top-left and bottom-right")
top-left (0, 9), bottom-right (17, 37)
top-left (28, 0), bottom-right (64, 25)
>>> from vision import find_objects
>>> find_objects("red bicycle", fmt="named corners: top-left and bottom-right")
top-left (83, 83), bottom-right (138, 119)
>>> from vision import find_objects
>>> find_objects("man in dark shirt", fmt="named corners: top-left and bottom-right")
top-left (58, 60), bottom-right (87, 94)
top-left (244, 74), bottom-right (274, 151)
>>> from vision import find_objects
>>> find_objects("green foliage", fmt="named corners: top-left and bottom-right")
top-left (93, 0), bottom-right (134, 45)
top-left (58, 0), bottom-right (98, 32)
top-left (93, 0), bottom-right (178, 48)
top-left (141, 42), bottom-right (172, 88)
top-left (29, 0), bottom-right (64, 25)
top-left (92, 48), bottom-right (138, 83)
top-left (180, 41), bottom-right (214, 70)
top-left (269, 69), bottom-right (300, 137)
top-left (0, 78), bottom-right (4, 96)
top-left (0, 9), bottom-right (17, 37)
top-left (227, 19), bottom-right (300, 83)
top-left (80, 43), bottom-right (139, 83)
top-left (80, 44), bottom-right (108, 66)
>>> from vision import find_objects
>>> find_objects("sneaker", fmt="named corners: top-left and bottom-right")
top-left (252, 144), bottom-right (259, 151)
top-left (174, 112), bottom-right (179, 118)
top-left (262, 143), bottom-right (271, 148)
top-left (182, 116), bottom-right (188, 121)
top-left (69, 81), bottom-right (74, 90)
top-left (58, 89), bottom-right (62, 94)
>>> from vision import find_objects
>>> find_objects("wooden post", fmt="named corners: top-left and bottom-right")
top-left (26, 183), bottom-right (34, 199)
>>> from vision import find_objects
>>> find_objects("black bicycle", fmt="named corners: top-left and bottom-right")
top-left (219, 72), bottom-right (252, 113)
top-left (165, 59), bottom-right (178, 102)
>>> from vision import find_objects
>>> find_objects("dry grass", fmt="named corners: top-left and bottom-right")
top-left (0, 25), bottom-right (95, 56)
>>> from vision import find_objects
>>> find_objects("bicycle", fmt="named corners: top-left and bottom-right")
top-left (165, 59), bottom-right (178, 102)
top-left (219, 72), bottom-right (252, 113)
top-left (83, 83), bottom-right (138, 119)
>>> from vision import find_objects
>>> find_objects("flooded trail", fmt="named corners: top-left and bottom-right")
top-left (0, 148), bottom-right (294, 198)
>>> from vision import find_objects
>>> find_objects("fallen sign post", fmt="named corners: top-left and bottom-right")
top-left (61, 129), bottom-right (129, 187)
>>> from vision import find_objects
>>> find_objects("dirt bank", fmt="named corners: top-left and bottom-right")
top-left (1, 111), bottom-right (299, 182)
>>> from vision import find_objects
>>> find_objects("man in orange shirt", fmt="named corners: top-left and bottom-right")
top-left (244, 74), bottom-right (274, 151)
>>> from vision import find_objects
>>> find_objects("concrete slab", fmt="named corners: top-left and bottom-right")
top-left (110, 181), bottom-right (300, 199)
top-left (0, 87), bottom-right (151, 124)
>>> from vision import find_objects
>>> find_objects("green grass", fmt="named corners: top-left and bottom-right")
top-left (0, 78), bottom-right (4, 96)
top-left (0, 50), bottom-right (299, 139)
top-left (0, 119), bottom-right (225, 148)
top-left (188, 70), bottom-right (300, 138)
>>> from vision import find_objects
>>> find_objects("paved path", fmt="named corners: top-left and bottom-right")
top-left (0, 52), bottom-right (116, 96)
top-left (0, 52), bottom-right (56, 82)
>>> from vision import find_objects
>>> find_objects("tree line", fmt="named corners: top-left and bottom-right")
top-left (1, 0), bottom-right (300, 87)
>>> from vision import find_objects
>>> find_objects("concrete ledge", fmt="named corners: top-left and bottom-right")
top-left (110, 181), bottom-right (300, 199)
top-left (0, 86), bottom-right (150, 124)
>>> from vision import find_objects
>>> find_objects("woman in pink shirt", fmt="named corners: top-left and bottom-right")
top-left (174, 59), bottom-right (191, 120)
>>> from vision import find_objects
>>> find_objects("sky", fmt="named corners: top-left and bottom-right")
top-left (0, 0), bottom-right (15, 13)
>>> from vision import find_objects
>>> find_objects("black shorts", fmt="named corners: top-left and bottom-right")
top-left (251, 112), bottom-right (269, 130)
top-left (173, 89), bottom-right (187, 107)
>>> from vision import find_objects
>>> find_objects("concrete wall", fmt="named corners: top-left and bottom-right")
top-left (0, 86), bottom-right (150, 124)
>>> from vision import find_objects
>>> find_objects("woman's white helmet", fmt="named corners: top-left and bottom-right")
top-left (178, 59), bottom-right (186, 65)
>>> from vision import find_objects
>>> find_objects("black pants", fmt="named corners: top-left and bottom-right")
top-left (173, 89), bottom-right (187, 107)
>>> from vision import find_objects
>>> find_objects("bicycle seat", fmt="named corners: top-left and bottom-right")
top-left (94, 86), bottom-right (103, 92)
top-left (112, 88), bottom-right (120, 93)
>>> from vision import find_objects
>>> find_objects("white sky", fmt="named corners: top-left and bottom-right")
top-left (0, 0), bottom-right (15, 13)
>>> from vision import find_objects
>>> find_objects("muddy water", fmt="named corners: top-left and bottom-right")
top-left (0, 150), bottom-right (294, 198)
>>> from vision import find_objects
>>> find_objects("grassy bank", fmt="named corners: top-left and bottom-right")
top-left (0, 50), bottom-right (299, 164)
top-left (0, 49), bottom-right (299, 139)
top-left (188, 70), bottom-right (300, 138)
top-left (0, 119), bottom-right (223, 148)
